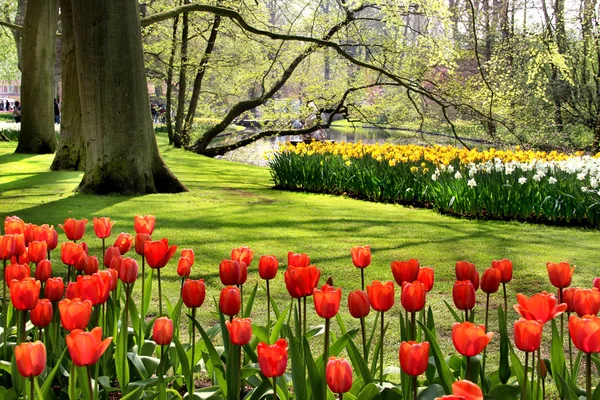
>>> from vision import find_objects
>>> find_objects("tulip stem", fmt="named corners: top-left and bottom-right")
top-left (324, 318), bottom-right (330, 364)
top-left (464, 310), bottom-right (468, 323)
top-left (2, 259), bottom-right (6, 362)
top-left (303, 296), bottom-right (307, 338)
top-left (361, 268), bottom-right (365, 291)
top-left (101, 238), bottom-right (105, 266)
top-left (157, 268), bottom-right (163, 316)
top-left (530, 349), bottom-right (535, 398)
top-left (339, 393), bottom-right (343, 400)
top-left (466, 356), bottom-right (470, 381)
top-left (413, 375), bottom-right (417, 400)
top-left (360, 317), bottom-right (367, 359)
top-left (297, 297), bottom-right (302, 338)
top-left (123, 283), bottom-right (130, 393)
top-left (67, 264), bottom-right (71, 284)
top-left (380, 311), bottom-right (384, 385)
top-left (87, 366), bottom-right (94, 400)
top-left (523, 352), bottom-right (528, 400)
top-left (272, 376), bottom-right (278, 400)
top-left (502, 282), bottom-right (507, 321)
top-left (567, 312), bottom-right (573, 372)
top-left (587, 352), bottom-right (592, 400)
top-left (190, 307), bottom-right (196, 399)
top-left (411, 312), bottom-right (416, 341)
top-left (19, 310), bottom-right (26, 342)
top-left (141, 256), bottom-right (145, 316)
top-left (559, 288), bottom-right (564, 343)
top-left (266, 280), bottom-right (271, 337)
top-left (482, 293), bottom-right (490, 385)
top-left (30, 376), bottom-right (34, 400)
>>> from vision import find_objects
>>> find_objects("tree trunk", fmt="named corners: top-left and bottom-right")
top-left (181, 14), bottom-right (221, 142)
top-left (165, 2), bottom-right (181, 145)
top-left (173, 0), bottom-right (190, 148)
top-left (8, 0), bottom-right (26, 71)
top-left (70, 0), bottom-right (186, 194)
top-left (51, 0), bottom-right (84, 171)
top-left (15, 0), bottom-right (58, 154)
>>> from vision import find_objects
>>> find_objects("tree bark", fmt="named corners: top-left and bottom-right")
top-left (51, 0), bottom-right (84, 171)
top-left (180, 14), bottom-right (221, 142)
top-left (173, 0), bottom-right (190, 148)
top-left (165, 1), bottom-right (181, 145)
top-left (70, 0), bottom-right (186, 194)
top-left (15, 0), bottom-right (58, 154)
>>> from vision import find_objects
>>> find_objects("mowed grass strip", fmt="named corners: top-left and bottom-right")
top-left (0, 134), bottom-right (599, 377)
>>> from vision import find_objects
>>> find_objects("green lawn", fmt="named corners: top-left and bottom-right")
top-left (0, 134), bottom-right (599, 383)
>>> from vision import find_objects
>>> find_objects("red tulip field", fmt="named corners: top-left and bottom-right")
top-left (0, 215), bottom-right (599, 400)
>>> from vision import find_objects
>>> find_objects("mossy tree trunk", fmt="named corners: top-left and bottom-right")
top-left (51, 0), bottom-right (84, 171)
top-left (15, 0), bottom-right (58, 154)
top-left (70, 0), bottom-right (187, 194)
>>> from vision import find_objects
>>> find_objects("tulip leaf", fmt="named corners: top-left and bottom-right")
top-left (335, 312), bottom-right (347, 335)
top-left (356, 382), bottom-right (380, 399)
top-left (330, 330), bottom-right (357, 357)
top-left (416, 383), bottom-right (445, 400)
top-left (128, 295), bottom-right (142, 345)
top-left (286, 328), bottom-right (307, 400)
top-left (173, 335), bottom-right (193, 400)
top-left (497, 306), bottom-right (511, 384)
top-left (36, 344), bottom-right (66, 398)
top-left (243, 342), bottom-right (258, 364)
top-left (549, 320), bottom-right (567, 398)
top-left (68, 361), bottom-right (78, 400)
top-left (486, 384), bottom-right (520, 399)
top-left (270, 301), bottom-right (291, 344)
top-left (366, 311), bottom-right (379, 360)
top-left (243, 283), bottom-right (258, 318)
top-left (217, 307), bottom-right (230, 356)
top-left (426, 306), bottom-right (436, 337)
top-left (443, 300), bottom-right (463, 323)
top-left (142, 269), bottom-right (153, 322)
top-left (306, 324), bottom-right (325, 338)
top-left (128, 351), bottom-right (149, 380)
top-left (226, 343), bottom-right (240, 400)
top-left (252, 324), bottom-right (269, 344)
top-left (116, 308), bottom-right (131, 395)
top-left (76, 366), bottom-right (92, 400)
top-left (571, 350), bottom-right (583, 380)
top-left (509, 350), bottom-right (525, 396)
top-left (269, 295), bottom-right (280, 320)
top-left (120, 386), bottom-right (142, 400)
top-left (417, 321), bottom-right (453, 394)
top-left (345, 333), bottom-right (373, 384)
top-left (190, 315), bottom-right (227, 395)
top-left (247, 380), bottom-right (273, 400)
top-left (304, 336), bottom-right (325, 400)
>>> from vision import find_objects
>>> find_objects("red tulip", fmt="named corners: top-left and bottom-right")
top-left (4, 216), bottom-right (25, 235)
top-left (453, 280), bottom-right (476, 311)
top-left (27, 224), bottom-right (39, 246)
top-left (135, 233), bottom-right (151, 256)
top-left (452, 321), bottom-right (493, 356)
top-left (134, 215), bottom-right (156, 235)
top-left (59, 218), bottom-right (87, 241)
top-left (594, 278), bottom-right (600, 291)
top-left (456, 261), bottom-right (479, 291)
top-left (220, 285), bottom-right (241, 316)
top-left (153, 317), bottom-right (173, 346)
top-left (61, 242), bottom-right (84, 266)
top-left (83, 256), bottom-right (99, 275)
top-left (562, 287), bottom-right (577, 313)
top-left (77, 274), bottom-right (106, 306)
top-left (27, 241), bottom-right (47, 264)
top-left (257, 338), bottom-right (288, 378)
top-left (238, 261), bottom-right (248, 285)
top-left (401, 281), bottom-right (426, 312)
top-left (144, 238), bottom-right (177, 269)
top-left (103, 246), bottom-right (121, 268)
top-left (351, 246), bottom-right (371, 268)
top-left (109, 256), bottom-right (123, 273)
top-left (284, 265), bottom-right (321, 298)
top-left (219, 259), bottom-right (241, 286)
top-left (59, 298), bottom-right (92, 331)
top-left (514, 318), bottom-right (543, 352)
top-left (313, 283), bottom-right (342, 319)
top-left (5, 263), bottom-right (30, 287)
top-left (93, 217), bottom-right (114, 239)
top-left (569, 314), bottom-right (600, 353)
top-left (15, 341), bottom-right (46, 377)
top-left (480, 267), bottom-right (501, 294)
top-left (514, 292), bottom-right (567, 324)
top-left (116, 258), bottom-right (137, 284)
top-left (399, 341), bottom-right (429, 376)
top-left (391, 259), bottom-right (420, 286)
top-left (176, 257), bottom-right (192, 278)
top-left (451, 380), bottom-right (484, 400)
top-left (492, 259), bottom-right (512, 283)
top-left (113, 232), bottom-right (133, 255)
top-left (10, 277), bottom-right (40, 310)
top-left (417, 267), bottom-right (435, 292)
top-left (348, 290), bottom-right (370, 319)
top-left (45, 277), bottom-right (64, 302)
top-left (226, 317), bottom-right (252, 346)
top-left (258, 255), bottom-right (278, 280)
top-left (326, 356), bottom-right (353, 394)
top-left (366, 280), bottom-right (395, 312)
top-left (97, 270), bottom-right (115, 302)
top-left (31, 298), bottom-right (53, 328)
top-left (574, 288), bottom-right (600, 317)
top-left (232, 246), bottom-right (254, 267)
top-left (180, 249), bottom-right (194, 265)
top-left (0, 234), bottom-right (26, 260)
top-left (182, 279), bottom-right (206, 308)
top-left (10, 250), bottom-right (29, 266)
top-left (33, 224), bottom-right (58, 250)
top-left (547, 261), bottom-right (574, 289)
top-left (65, 282), bottom-right (81, 300)
top-left (80, 241), bottom-right (89, 255)
top-left (66, 327), bottom-right (112, 366)
top-left (288, 252), bottom-right (310, 268)
top-left (35, 259), bottom-right (52, 282)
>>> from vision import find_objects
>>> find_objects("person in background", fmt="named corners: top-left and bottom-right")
top-left (5, 100), bottom-right (9, 111)
top-left (12, 101), bottom-right (21, 123)
top-left (54, 98), bottom-right (60, 124)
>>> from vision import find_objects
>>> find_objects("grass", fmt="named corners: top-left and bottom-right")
top-left (0, 133), bottom-right (599, 392)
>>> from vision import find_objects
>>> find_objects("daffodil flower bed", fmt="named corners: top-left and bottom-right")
top-left (268, 142), bottom-right (600, 227)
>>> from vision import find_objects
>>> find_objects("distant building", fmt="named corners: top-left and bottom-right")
top-left (0, 80), bottom-right (20, 100)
